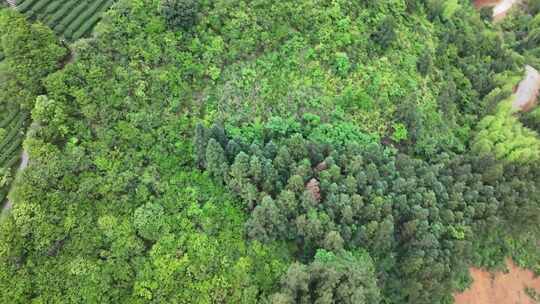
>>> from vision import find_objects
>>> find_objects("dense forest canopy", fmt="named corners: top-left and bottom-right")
top-left (0, 0), bottom-right (539, 303)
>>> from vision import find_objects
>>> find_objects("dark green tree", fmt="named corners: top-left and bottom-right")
top-left (479, 7), bottom-right (493, 22)
top-left (159, 0), bottom-right (201, 30)
top-left (194, 123), bottom-right (208, 168)
top-left (371, 17), bottom-right (396, 50)
top-left (417, 49), bottom-right (433, 76)
top-left (205, 138), bottom-right (228, 184)
top-left (271, 250), bottom-right (380, 304)
top-left (133, 203), bottom-right (167, 241)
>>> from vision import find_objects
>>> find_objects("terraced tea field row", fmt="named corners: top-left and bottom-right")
top-left (0, 58), bottom-right (25, 205)
top-left (0, 108), bottom-right (26, 204)
top-left (13, 0), bottom-right (115, 40)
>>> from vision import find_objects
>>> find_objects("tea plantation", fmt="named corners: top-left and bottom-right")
top-left (13, 0), bottom-right (116, 40)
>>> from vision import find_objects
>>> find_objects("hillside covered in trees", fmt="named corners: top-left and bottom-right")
top-left (0, 0), bottom-right (539, 303)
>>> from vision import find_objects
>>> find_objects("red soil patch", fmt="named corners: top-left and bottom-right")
top-left (474, 0), bottom-right (501, 8)
top-left (454, 259), bottom-right (540, 304)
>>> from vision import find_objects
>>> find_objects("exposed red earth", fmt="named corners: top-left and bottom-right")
top-left (475, 0), bottom-right (501, 7)
top-left (455, 259), bottom-right (540, 304)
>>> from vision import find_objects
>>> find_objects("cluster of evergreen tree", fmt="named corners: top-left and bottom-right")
top-left (270, 249), bottom-right (380, 304)
top-left (195, 121), bottom-right (540, 303)
top-left (522, 106), bottom-right (540, 132)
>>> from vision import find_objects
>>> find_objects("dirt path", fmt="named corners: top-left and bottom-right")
top-left (513, 65), bottom-right (540, 112)
top-left (1, 149), bottom-right (28, 214)
top-left (455, 259), bottom-right (540, 304)
top-left (474, 0), bottom-right (522, 21)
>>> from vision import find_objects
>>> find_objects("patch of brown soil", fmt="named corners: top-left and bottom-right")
top-left (454, 259), bottom-right (540, 304)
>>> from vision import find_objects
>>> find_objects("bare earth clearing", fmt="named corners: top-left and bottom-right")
top-left (513, 65), bottom-right (540, 112)
top-left (455, 259), bottom-right (540, 304)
